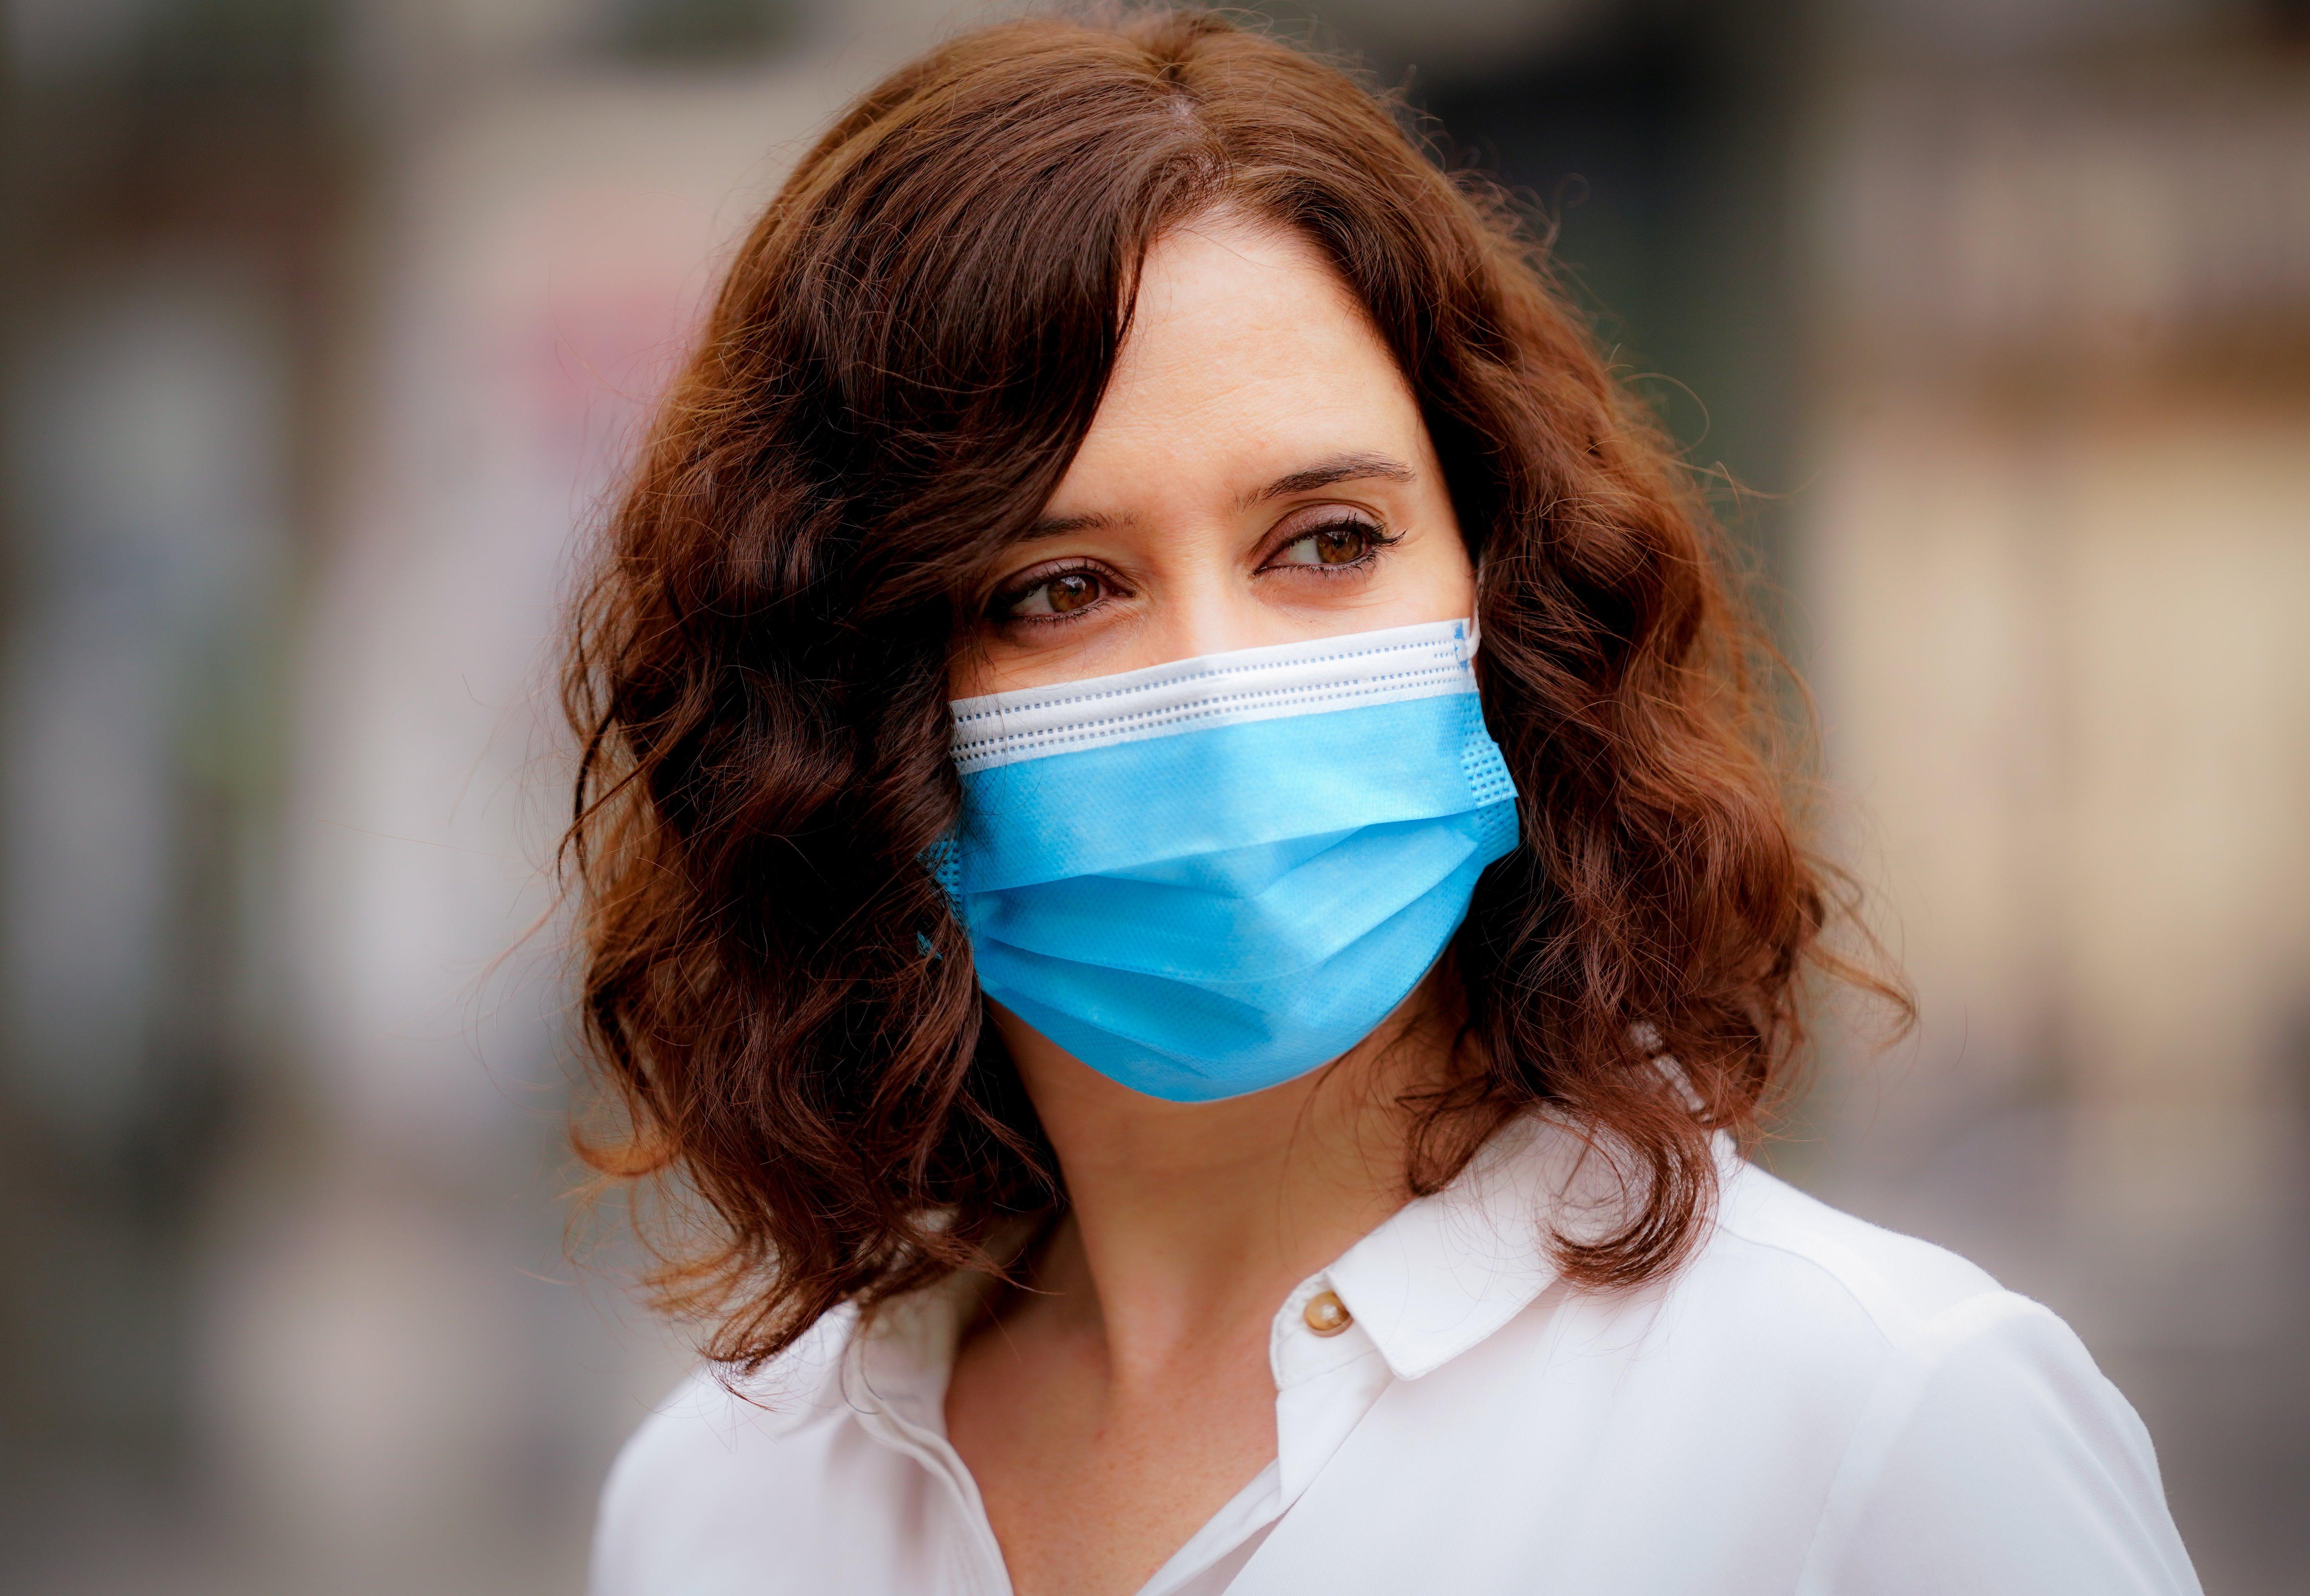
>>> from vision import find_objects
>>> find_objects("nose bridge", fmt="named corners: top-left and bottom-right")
top-left (1140, 518), bottom-right (1279, 666)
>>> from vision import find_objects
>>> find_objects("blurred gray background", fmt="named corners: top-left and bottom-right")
top-left (1, 1), bottom-right (2304, 1590)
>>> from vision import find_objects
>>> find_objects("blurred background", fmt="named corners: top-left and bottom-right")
top-left (0, 0), bottom-right (2303, 1590)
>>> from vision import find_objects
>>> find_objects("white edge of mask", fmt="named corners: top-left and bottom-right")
top-left (950, 616), bottom-right (1480, 773)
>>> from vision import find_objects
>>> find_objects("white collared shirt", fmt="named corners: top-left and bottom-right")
top-left (590, 1120), bottom-right (2201, 1595)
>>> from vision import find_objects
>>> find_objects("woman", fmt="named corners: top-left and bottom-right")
top-left (567, 12), bottom-right (2198, 1595)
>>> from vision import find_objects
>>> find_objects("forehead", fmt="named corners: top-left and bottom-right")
top-left (1049, 217), bottom-right (1426, 502)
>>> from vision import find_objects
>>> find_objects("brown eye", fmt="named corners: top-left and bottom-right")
top-left (1271, 520), bottom-right (1384, 569)
top-left (1001, 567), bottom-right (1110, 620)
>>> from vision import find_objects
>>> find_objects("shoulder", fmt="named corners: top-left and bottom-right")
top-left (1561, 1158), bottom-right (2076, 1443)
top-left (1682, 1162), bottom-right (2122, 1465)
top-left (1673, 1164), bottom-right (2200, 1595)
top-left (1701, 1159), bottom-right (2012, 1348)
top-left (589, 1312), bottom-right (862, 1596)
top-left (1583, 1159), bottom-right (2047, 1420)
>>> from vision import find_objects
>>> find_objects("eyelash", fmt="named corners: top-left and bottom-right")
top-left (986, 516), bottom-right (1400, 628)
top-left (986, 562), bottom-right (1124, 627)
top-left (1268, 516), bottom-right (1401, 573)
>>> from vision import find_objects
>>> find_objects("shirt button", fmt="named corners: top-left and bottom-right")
top-left (1303, 1289), bottom-right (1353, 1337)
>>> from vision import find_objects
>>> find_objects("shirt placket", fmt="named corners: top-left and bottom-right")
top-left (838, 1269), bottom-right (1402, 1596)
top-left (1268, 1272), bottom-right (1397, 1509)
top-left (845, 1323), bottom-right (1015, 1596)
top-left (1128, 1277), bottom-right (1395, 1596)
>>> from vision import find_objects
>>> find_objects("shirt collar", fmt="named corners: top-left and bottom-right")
top-left (745, 1110), bottom-right (1599, 1425)
top-left (747, 1251), bottom-right (1008, 1438)
top-left (1316, 1112), bottom-right (1590, 1381)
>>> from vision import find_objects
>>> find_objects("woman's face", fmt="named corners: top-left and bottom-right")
top-left (951, 214), bottom-right (1475, 697)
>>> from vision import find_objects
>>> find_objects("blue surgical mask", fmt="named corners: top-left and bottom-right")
top-left (941, 618), bottom-right (1521, 1102)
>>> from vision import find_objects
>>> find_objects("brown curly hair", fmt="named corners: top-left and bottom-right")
top-left (561, 7), bottom-right (1898, 1372)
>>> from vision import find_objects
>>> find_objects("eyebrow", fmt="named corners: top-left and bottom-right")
top-left (1243, 451), bottom-right (1418, 506)
top-left (1022, 509), bottom-right (1120, 541)
top-left (1020, 451), bottom-right (1419, 541)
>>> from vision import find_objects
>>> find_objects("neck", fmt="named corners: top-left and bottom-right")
top-left (990, 977), bottom-right (1458, 1383)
